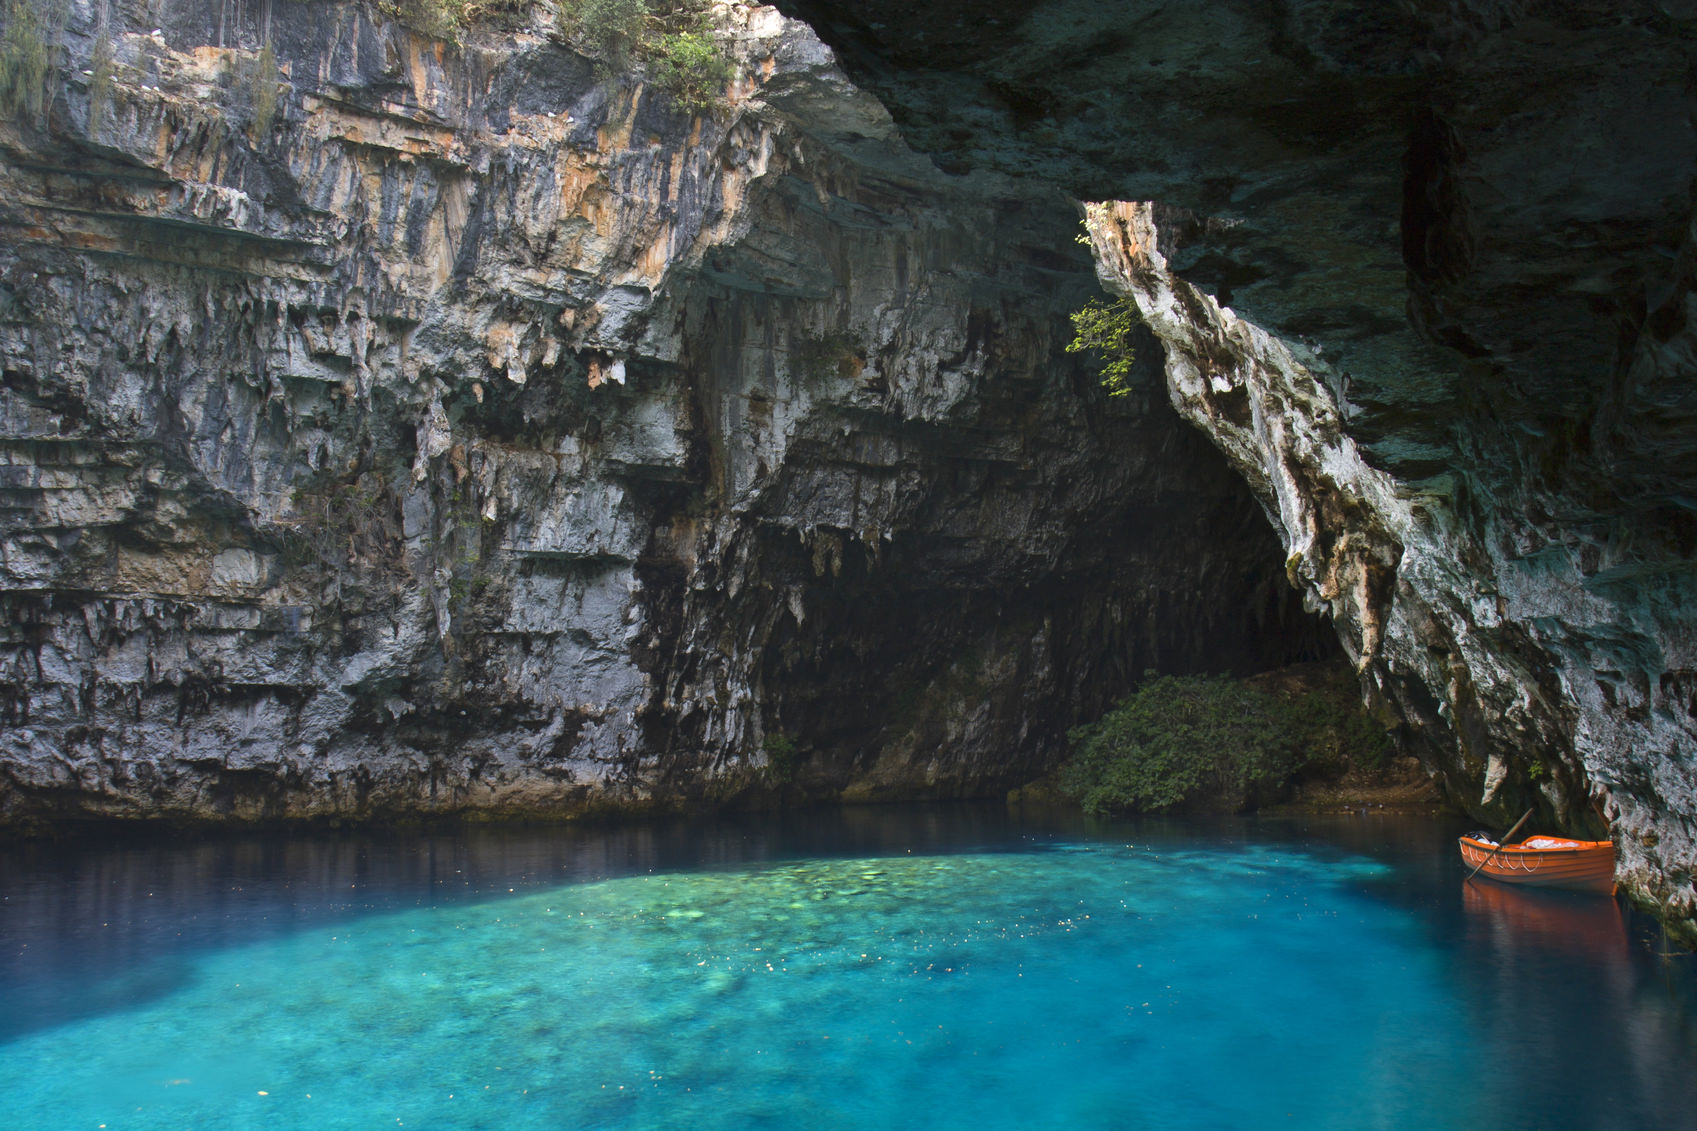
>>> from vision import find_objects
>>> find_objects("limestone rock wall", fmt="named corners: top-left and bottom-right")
top-left (776, 0), bottom-right (1697, 945)
top-left (1086, 201), bottom-right (1696, 944)
top-left (0, 1), bottom-right (1324, 826)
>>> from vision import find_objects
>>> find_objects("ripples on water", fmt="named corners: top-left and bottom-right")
top-left (1, 806), bottom-right (1692, 1129)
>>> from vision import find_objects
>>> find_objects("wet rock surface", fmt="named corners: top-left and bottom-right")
top-left (0, 3), bottom-right (1327, 829)
top-left (776, 0), bottom-right (1697, 939)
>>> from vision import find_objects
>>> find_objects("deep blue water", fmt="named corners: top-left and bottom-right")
top-left (1, 805), bottom-right (1693, 1130)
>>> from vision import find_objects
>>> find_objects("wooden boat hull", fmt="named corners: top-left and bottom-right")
top-left (1459, 835), bottom-right (1615, 894)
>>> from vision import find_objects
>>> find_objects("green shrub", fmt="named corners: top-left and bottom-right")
top-left (560, 0), bottom-right (647, 73)
top-left (1061, 675), bottom-right (1304, 815)
top-left (558, 0), bottom-right (732, 105)
top-left (1060, 669), bottom-right (1395, 815)
top-left (651, 30), bottom-right (729, 112)
top-left (1067, 295), bottom-right (1140, 397)
top-left (762, 732), bottom-right (798, 781)
top-left (381, 0), bottom-right (469, 42)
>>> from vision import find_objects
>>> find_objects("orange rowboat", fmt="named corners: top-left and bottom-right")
top-left (1458, 834), bottom-right (1616, 894)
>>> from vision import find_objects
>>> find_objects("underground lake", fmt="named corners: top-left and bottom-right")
top-left (2, 805), bottom-right (1693, 1130)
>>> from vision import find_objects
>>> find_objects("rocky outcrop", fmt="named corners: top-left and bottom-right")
top-left (1088, 199), bottom-right (1697, 943)
top-left (0, 2), bottom-right (1326, 828)
top-left (776, 0), bottom-right (1697, 940)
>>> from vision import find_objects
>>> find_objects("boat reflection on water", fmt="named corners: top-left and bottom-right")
top-left (1462, 876), bottom-right (1628, 958)
top-left (1454, 870), bottom-right (1697, 1122)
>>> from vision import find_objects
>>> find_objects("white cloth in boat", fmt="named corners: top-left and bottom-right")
top-left (1521, 837), bottom-right (1582, 849)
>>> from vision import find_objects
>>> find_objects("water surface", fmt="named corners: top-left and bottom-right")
top-left (2, 806), bottom-right (1692, 1129)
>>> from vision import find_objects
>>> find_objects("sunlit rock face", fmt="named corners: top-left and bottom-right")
top-left (0, 3), bottom-right (1329, 827)
top-left (781, 0), bottom-right (1697, 939)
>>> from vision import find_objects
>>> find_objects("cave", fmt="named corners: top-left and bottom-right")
top-left (0, 1), bottom-right (1693, 944)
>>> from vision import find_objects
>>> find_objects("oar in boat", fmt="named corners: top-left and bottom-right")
top-left (1465, 807), bottom-right (1534, 882)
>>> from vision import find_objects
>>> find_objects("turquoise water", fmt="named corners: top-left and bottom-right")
top-left (2, 808), bottom-right (1693, 1129)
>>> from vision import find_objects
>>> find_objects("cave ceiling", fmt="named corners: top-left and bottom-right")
top-left (778, 0), bottom-right (1697, 497)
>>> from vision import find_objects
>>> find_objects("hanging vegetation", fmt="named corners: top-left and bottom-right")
top-left (0, 0), bottom-right (54, 124)
top-left (1066, 295), bottom-right (1141, 398)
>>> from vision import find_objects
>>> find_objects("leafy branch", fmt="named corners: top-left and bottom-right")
top-left (1066, 295), bottom-right (1140, 397)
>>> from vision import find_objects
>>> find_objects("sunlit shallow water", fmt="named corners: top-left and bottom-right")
top-left (2, 807), bottom-right (1693, 1129)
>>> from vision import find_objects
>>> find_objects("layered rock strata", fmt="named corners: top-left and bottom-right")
top-left (0, 2), bottom-right (1326, 827)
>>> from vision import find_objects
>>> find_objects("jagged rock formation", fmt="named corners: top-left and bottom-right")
top-left (780, 0), bottom-right (1697, 941)
top-left (0, 3), bottom-right (1328, 827)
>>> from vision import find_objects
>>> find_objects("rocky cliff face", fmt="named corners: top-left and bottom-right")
top-left (0, 2), bottom-right (1327, 827)
top-left (781, 0), bottom-right (1697, 941)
